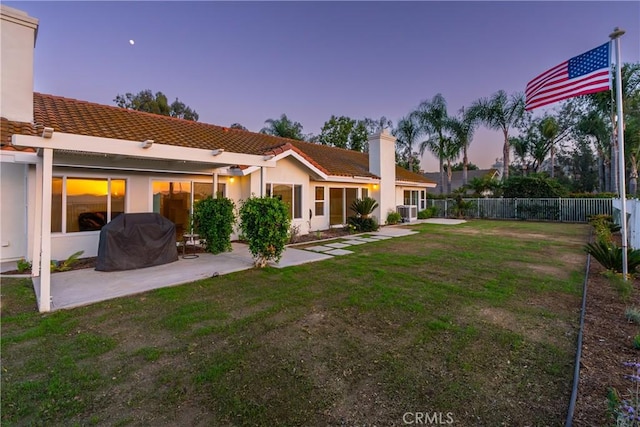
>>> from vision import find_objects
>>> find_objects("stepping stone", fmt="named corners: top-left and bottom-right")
top-left (369, 235), bottom-right (393, 240)
top-left (342, 239), bottom-right (367, 245)
top-left (324, 249), bottom-right (354, 256)
top-left (357, 237), bottom-right (380, 243)
top-left (305, 245), bottom-right (334, 252)
top-left (325, 242), bottom-right (351, 249)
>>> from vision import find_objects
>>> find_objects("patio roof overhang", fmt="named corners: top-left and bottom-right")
top-left (12, 132), bottom-right (277, 313)
top-left (12, 133), bottom-right (277, 170)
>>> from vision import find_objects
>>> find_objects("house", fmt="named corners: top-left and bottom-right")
top-left (423, 168), bottom-right (501, 195)
top-left (0, 6), bottom-right (435, 311)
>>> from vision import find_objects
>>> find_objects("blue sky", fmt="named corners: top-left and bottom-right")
top-left (6, 1), bottom-right (640, 171)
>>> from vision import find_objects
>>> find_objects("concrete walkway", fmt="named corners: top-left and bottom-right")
top-left (4, 225), bottom-right (425, 312)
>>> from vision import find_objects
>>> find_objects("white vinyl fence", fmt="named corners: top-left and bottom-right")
top-left (612, 198), bottom-right (640, 250)
top-left (426, 198), bottom-right (613, 223)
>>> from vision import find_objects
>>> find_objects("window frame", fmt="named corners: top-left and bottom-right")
top-left (266, 182), bottom-right (303, 220)
top-left (51, 175), bottom-right (128, 234)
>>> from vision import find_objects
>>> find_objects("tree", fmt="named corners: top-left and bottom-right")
top-left (450, 162), bottom-right (479, 171)
top-left (469, 90), bottom-right (526, 180)
top-left (363, 116), bottom-right (393, 134)
top-left (114, 89), bottom-right (199, 121)
top-left (539, 116), bottom-right (559, 177)
top-left (415, 94), bottom-right (451, 195)
top-left (393, 115), bottom-right (423, 172)
top-left (318, 115), bottom-right (368, 151)
top-left (448, 107), bottom-right (477, 186)
top-left (260, 114), bottom-right (305, 140)
top-left (230, 123), bottom-right (248, 131)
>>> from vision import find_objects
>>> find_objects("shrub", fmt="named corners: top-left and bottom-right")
top-left (588, 214), bottom-right (621, 244)
top-left (387, 212), bottom-right (402, 225)
top-left (418, 206), bottom-right (438, 219)
top-left (350, 197), bottom-right (379, 218)
top-left (51, 250), bottom-right (84, 272)
top-left (193, 196), bottom-right (236, 254)
top-left (584, 241), bottom-right (640, 274)
top-left (610, 363), bottom-right (640, 425)
top-left (450, 194), bottom-right (474, 219)
top-left (239, 196), bottom-right (291, 267)
top-left (502, 174), bottom-right (568, 198)
top-left (347, 216), bottom-right (379, 232)
top-left (625, 306), bottom-right (640, 325)
top-left (16, 258), bottom-right (31, 273)
top-left (634, 335), bottom-right (640, 350)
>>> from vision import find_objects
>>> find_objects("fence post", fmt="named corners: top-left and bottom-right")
top-left (559, 197), bottom-right (563, 222)
top-left (477, 198), bottom-right (480, 218)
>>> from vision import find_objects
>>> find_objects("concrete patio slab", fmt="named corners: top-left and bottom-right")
top-left (324, 249), bottom-right (354, 256)
top-left (30, 242), bottom-right (331, 311)
top-left (418, 218), bottom-right (467, 225)
top-left (325, 242), bottom-right (351, 249)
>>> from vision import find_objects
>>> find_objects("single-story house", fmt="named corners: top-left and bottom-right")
top-left (424, 168), bottom-right (501, 195)
top-left (0, 6), bottom-right (435, 311)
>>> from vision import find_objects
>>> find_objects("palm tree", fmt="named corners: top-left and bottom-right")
top-left (260, 114), bottom-right (305, 140)
top-left (539, 116), bottom-right (559, 178)
top-left (469, 90), bottom-right (526, 180)
top-left (442, 137), bottom-right (463, 194)
top-left (576, 109), bottom-right (611, 191)
top-left (509, 135), bottom-right (530, 174)
top-left (393, 115), bottom-right (422, 172)
top-left (415, 94), bottom-right (450, 195)
top-left (448, 107), bottom-right (476, 186)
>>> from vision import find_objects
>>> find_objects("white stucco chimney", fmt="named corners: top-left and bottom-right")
top-left (1, 5), bottom-right (38, 123)
top-left (368, 130), bottom-right (396, 223)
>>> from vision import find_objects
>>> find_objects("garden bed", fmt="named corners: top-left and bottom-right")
top-left (573, 260), bottom-right (640, 425)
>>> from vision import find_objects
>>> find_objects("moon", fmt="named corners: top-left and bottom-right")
top-left (129, 39), bottom-right (135, 46)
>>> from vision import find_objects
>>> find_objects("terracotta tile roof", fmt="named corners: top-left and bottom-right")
top-left (2, 93), bottom-right (434, 184)
top-left (0, 117), bottom-right (37, 152)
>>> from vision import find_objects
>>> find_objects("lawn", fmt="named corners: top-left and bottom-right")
top-left (1, 220), bottom-right (589, 426)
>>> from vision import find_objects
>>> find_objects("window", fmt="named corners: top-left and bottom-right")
top-left (420, 190), bottom-right (426, 210)
top-left (404, 190), bottom-right (419, 207)
top-left (51, 177), bottom-right (126, 233)
top-left (362, 188), bottom-right (369, 199)
top-left (266, 183), bottom-right (303, 219)
top-left (315, 187), bottom-right (325, 216)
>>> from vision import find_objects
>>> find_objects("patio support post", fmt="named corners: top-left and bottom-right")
top-left (31, 155), bottom-right (43, 275)
top-left (213, 172), bottom-right (218, 197)
top-left (260, 166), bottom-right (266, 197)
top-left (38, 147), bottom-right (53, 312)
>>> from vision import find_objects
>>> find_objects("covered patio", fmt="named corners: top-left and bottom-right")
top-left (12, 131), bottom-right (278, 312)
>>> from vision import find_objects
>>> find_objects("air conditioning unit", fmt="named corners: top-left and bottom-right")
top-left (397, 205), bottom-right (418, 223)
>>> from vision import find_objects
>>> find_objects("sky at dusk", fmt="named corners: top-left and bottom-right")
top-left (5, 1), bottom-right (640, 171)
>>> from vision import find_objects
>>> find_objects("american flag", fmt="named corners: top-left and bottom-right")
top-left (525, 42), bottom-right (611, 111)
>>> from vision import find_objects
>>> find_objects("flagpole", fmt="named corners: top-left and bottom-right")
top-left (609, 27), bottom-right (628, 279)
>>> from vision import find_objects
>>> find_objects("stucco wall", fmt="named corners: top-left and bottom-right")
top-left (0, 162), bottom-right (28, 261)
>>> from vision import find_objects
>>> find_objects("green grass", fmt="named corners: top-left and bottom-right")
top-left (0, 220), bottom-right (588, 426)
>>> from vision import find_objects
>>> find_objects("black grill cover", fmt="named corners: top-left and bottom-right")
top-left (96, 213), bottom-right (178, 271)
